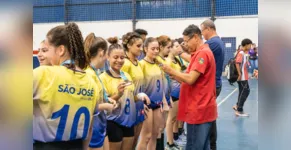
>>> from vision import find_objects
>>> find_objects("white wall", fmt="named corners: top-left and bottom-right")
top-left (33, 16), bottom-right (258, 50)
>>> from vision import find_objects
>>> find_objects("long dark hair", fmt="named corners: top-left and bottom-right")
top-left (46, 22), bottom-right (88, 69)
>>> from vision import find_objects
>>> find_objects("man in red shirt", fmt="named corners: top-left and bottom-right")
top-left (162, 24), bottom-right (217, 150)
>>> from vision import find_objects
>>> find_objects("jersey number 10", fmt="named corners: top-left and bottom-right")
top-left (52, 104), bottom-right (90, 141)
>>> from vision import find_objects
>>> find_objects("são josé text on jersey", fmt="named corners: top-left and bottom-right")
top-left (58, 84), bottom-right (94, 97)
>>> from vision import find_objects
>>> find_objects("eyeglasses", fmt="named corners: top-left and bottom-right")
top-left (201, 27), bottom-right (207, 32)
top-left (184, 34), bottom-right (194, 43)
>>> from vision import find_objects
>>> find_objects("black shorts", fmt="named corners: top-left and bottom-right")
top-left (147, 103), bottom-right (161, 110)
top-left (33, 139), bottom-right (83, 150)
top-left (106, 120), bottom-right (134, 142)
top-left (171, 96), bottom-right (179, 102)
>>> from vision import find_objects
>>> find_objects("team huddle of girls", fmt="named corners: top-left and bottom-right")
top-left (33, 22), bottom-right (188, 150)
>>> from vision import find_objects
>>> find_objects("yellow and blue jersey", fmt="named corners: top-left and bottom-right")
top-left (85, 67), bottom-right (107, 148)
top-left (167, 57), bottom-right (182, 99)
top-left (139, 59), bottom-right (164, 108)
top-left (121, 58), bottom-right (145, 124)
top-left (99, 70), bottom-right (136, 127)
top-left (156, 56), bottom-right (171, 104)
top-left (121, 58), bottom-right (144, 95)
top-left (33, 66), bottom-right (103, 142)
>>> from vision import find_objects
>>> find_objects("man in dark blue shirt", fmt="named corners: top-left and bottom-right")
top-left (200, 19), bottom-right (225, 150)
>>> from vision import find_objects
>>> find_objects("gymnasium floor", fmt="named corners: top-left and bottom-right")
top-left (166, 77), bottom-right (258, 150)
top-left (216, 77), bottom-right (258, 150)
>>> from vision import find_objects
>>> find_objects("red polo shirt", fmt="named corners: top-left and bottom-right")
top-left (177, 44), bottom-right (217, 124)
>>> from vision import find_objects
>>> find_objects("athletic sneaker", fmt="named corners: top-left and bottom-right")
top-left (179, 134), bottom-right (187, 142)
top-left (165, 143), bottom-right (181, 150)
top-left (174, 138), bottom-right (186, 147)
top-left (235, 111), bottom-right (249, 117)
top-left (232, 105), bottom-right (238, 111)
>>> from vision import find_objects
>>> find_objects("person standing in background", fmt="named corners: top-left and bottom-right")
top-left (249, 43), bottom-right (258, 78)
top-left (232, 38), bottom-right (253, 117)
top-left (200, 19), bottom-right (225, 150)
top-left (234, 45), bottom-right (243, 56)
top-left (135, 29), bottom-right (148, 60)
top-left (37, 40), bottom-right (51, 66)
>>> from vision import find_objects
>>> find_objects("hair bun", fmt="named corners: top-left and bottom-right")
top-left (107, 37), bottom-right (119, 45)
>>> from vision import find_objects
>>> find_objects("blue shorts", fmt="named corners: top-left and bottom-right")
top-left (135, 100), bottom-right (145, 125)
top-left (89, 111), bottom-right (107, 148)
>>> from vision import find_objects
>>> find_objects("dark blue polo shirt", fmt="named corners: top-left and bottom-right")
top-left (205, 36), bottom-right (225, 87)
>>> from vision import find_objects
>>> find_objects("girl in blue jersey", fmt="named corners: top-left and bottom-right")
top-left (137, 37), bottom-right (167, 150)
top-left (157, 35), bottom-right (172, 106)
top-left (165, 40), bottom-right (184, 150)
top-left (100, 37), bottom-right (148, 150)
top-left (33, 23), bottom-right (115, 150)
top-left (84, 33), bottom-right (119, 150)
top-left (121, 32), bottom-right (150, 150)
top-left (156, 35), bottom-right (173, 150)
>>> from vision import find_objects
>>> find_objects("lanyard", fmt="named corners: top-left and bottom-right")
top-left (109, 67), bottom-right (129, 81)
top-left (60, 59), bottom-right (74, 66)
top-left (120, 71), bottom-right (129, 81)
top-left (90, 64), bottom-right (109, 102)
top-left (164, 73), bottom-right (171, 95)
top-left (178, 56), bottom-right (184, 66)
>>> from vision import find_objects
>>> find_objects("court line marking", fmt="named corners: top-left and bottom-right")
top-left (218, 88), bottom-right (238, 107)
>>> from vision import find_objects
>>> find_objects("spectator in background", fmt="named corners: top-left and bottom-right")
top-left (249, 43), bottom-right (258, 77)
top-left (234, 45), bottom-right (243, 56)
top-left (253, 69), bottom-right (258, 79)
top-left (37, 40), bottom-right (51, 66)
top-left (200, 19), bottom-right (225, 150)
top-left (162, 24), bottom-right (217, 150)
top-left (233, 38), bottom-right (253, 117)
top-left (135, 29), bottom-right (148, 60)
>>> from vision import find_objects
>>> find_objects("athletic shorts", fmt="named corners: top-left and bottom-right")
top-left (147, 103), bottom-right (161, 110)
top-left (33, 139), bottom-right (83, 150)
top-left (171, 96), bottom-right (179, 102)
top-left (106, 120), bottom-right (134, 142)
